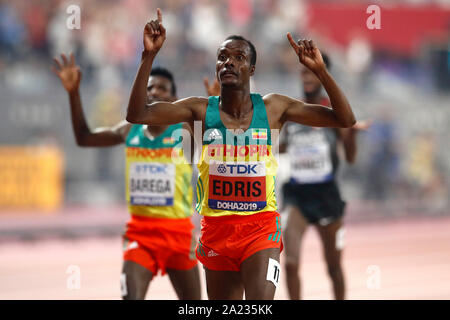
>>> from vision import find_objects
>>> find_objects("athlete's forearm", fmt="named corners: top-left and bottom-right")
top-left (315, 69), bottom-right (356, 128)
top-left (126, 51), bottom-right (155, 124)
top-left (68, 89), bottom-right (94, 146)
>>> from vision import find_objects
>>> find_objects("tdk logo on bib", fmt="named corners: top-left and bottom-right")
top-left (135, 164), bottom-right (167, 174)
top-left (212, 162), bottom-right (264, 177)
top-left (217, 164), bottom-right (259, 175)
top-left (217, 164), bottom-right (227, 174)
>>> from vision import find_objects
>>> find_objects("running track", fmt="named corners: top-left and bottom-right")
top-left (0, 217), bottom-right (449, 299)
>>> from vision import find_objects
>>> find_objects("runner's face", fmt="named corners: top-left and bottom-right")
top-left (216, 40), bottom-right (254, 88)
top-left (146, 76), bottom-right (175, 104)
top-left (300, 66), bottom-right (321, 96)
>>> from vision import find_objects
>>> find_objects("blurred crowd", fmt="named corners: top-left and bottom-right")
top-left (0, 0), bottom-right (449, 216)
top-left (1, 0), bottom-right (447, 83)
top-left (0, 0), bottom-right (313, 84)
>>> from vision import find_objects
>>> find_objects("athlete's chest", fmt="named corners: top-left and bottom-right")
top-left (219, 109), bottom-right (254, 133)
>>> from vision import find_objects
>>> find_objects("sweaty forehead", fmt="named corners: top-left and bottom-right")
top-left (218, 39), bottom-right (251, 55)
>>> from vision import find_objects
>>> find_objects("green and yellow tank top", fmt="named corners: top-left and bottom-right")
top-left (125, 123), bottom-right (193, 219)
top-left (196, 93), bottom-right (278, 217)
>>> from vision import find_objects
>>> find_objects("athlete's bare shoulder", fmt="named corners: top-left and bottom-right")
top-left (176, 96), bottom-right (208, 105)
top-left (262, 93), bottom-right (284, 102)
top-left (262, 93), bottom-right (301, 129)
top-left (263, 93), bottom-right (303, 108)
top-left (175, 96), bottom-right (209, 121)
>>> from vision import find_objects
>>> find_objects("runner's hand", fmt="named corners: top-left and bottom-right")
top-left (203, 77), bottom-right (220, 96)
top-left (51, 53), bottom-right (81, 93)
top-left (287, 33), bottom-right (326, 74)
top-left (143, 8), bottom-right (166, 55)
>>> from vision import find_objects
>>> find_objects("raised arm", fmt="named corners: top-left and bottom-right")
top-left (52, 53), bottom-right (131, 147)
top-left (279, 34), bottom-right (356, 128)
top-left (126, 9), bottom-right (198, 126)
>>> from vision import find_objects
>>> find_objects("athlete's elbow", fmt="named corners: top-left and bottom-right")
top-left (125, 103), bottom-right (141, 123)
top-left (340, 117), bottom-right (356, 128)
top-left (126, 110), bottom-right (144, 124)
top-left (75, 134), bottom-right (97, 147)
top-left (75, 136), bottom-right (90, 147)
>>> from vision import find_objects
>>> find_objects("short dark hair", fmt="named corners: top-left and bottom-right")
top-left (321, 52), bottom-right (331, 69)
top-left (225, 35), bottom-right (257, 66)
top-left (149, 67), bottom-right (177, 96)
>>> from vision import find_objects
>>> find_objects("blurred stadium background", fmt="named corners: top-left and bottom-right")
top-left (0, 0), bottom-right (449, 299)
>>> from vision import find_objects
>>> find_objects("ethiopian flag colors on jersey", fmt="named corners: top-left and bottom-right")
top-left (196, 93), bottom-right (278, 217)
top-left (125, 123), bottom-right (193, 219)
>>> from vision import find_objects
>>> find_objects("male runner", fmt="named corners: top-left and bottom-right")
top-left (52, 53), bottom-right (201, 300)
top-left (126, 9), bottom-right (356, 300)
top-left (279, 54), bottom-right (370, 300)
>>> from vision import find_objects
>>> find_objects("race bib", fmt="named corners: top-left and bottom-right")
top-left (289, 140), bottom-right (333, 184)
top-left (129, 162), bottom-right (175, 206)
top-left (208, 161), bottom-right (266, 211)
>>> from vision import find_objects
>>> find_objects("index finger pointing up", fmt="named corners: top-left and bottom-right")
top-left (286, 32), bottom-right (299, 51)
top-left (157, 8), bottom-right (162, 23)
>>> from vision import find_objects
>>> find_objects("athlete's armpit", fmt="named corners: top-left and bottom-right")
top-left (108, 120), bottom-right (133, 141)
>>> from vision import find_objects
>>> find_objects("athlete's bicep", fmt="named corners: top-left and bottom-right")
top-left (127, 97), bottom-right (203, 125)
top-left (284, 102), bottom-right (344, 127)
top-left (266, 93), bottom-right (340, 128)
top-left (127, 101), bottom-right (191, 125)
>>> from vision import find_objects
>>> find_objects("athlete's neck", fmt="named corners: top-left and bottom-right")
top-left (219, 85), bottom-right (252, 119)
